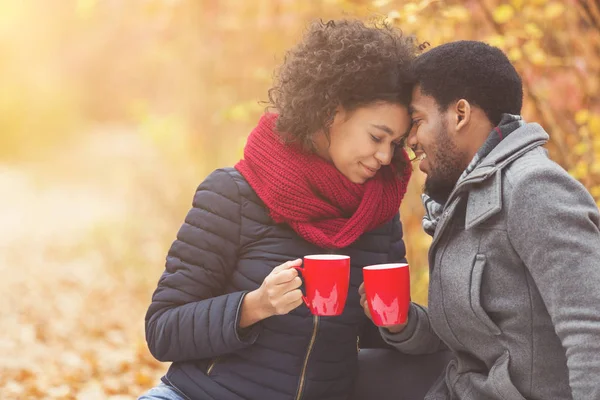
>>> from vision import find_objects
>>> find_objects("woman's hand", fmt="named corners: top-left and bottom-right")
top-left (358, 282), bottom-right (408, 334)
top-left (239, 259), bottom-right (304, 328)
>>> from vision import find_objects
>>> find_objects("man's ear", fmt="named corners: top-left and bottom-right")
top-left (455, 99), bottom-right (471, 132)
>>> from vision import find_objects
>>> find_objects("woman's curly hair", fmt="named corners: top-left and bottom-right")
top-left (267, 19), bottom-right (419, 173)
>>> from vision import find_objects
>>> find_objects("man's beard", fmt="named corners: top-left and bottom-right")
top-left (423, 125), bottom-right (467, 205)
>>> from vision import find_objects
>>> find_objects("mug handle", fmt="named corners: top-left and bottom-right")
top-left (292, 266), bottom-right (309, 307)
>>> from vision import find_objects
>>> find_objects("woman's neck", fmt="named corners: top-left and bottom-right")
top-left (311, 130), bottom-right (332, 162)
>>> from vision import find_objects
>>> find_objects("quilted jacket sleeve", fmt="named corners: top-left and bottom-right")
top-left (145, 169), bottom-right (261, 362)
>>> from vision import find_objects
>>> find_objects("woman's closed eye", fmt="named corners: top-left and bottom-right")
top-left (370, 132), bottom-right (404, 153)
top-left (370, 134), bottom-right (382, 143)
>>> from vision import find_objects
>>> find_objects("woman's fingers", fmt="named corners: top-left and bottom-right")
top-left (272, 258), bottom-right (302, 274)
top-left (273, 289), bottom-right (304, 314)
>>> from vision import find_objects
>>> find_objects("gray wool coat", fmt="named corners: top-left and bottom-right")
top-left (382, 123), bottom-right (600, 400)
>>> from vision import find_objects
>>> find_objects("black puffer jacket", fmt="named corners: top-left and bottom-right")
top-left (145, 168), bottom-right (407, 400)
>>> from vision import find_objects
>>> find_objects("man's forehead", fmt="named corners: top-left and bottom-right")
top-left (410, 88), bottom-right (436, 113)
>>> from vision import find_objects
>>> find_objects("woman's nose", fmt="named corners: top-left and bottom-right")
top-left (375, 149), bottom-right (392, 165)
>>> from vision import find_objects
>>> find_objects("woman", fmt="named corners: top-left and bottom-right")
top-left (140, 19), bottom-right (448, 400)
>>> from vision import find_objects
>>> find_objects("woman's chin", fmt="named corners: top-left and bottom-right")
top-left (349, 175), bottom-right (368, 184)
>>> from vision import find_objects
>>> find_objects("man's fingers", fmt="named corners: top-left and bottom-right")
top-left (358, 282), bottom-right (365, 295)
top-left (362, 302), bottom-right (372, 319)
top-left (359, 294), bottom-right (372, 319)
top-left (359, 294), bottom-right (367, 307)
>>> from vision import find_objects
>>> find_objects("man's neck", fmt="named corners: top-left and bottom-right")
top-left (462, 112), bottom-right (494, 163)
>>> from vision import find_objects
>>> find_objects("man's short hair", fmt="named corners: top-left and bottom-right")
top-left (413, 41), bottom-right (523, 125)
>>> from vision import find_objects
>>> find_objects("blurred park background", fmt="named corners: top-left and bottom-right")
top-left (1, 0), bottom-right (599, 398)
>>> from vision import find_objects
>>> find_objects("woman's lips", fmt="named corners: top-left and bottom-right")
top-left (361, 163), bottom-right (378, 177)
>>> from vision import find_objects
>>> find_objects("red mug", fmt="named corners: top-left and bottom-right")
top-left (363, 263), bottom-right (410, 326)
top-left (293, 255), bottom-right (350, 316)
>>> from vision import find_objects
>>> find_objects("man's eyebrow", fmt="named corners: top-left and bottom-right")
top-left (408, 105), bottom-right (415, 115)
top-left (370, 124), bottom-right (395, 135)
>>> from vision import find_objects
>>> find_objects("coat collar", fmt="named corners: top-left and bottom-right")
top-left (449, 123), bottom-right (549, 201)
top-left (430, 123), bottom-right (549, 245)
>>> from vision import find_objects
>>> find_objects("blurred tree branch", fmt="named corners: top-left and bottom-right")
top-left (577, 0), bottom-right (600, 32)
top-left (475, 0), bottom-right (573, 166)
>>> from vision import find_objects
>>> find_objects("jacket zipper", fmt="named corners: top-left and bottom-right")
top-left (295, 315), bottom-right (319, 400)
top-left (207, 356), bottom-right (220, 375)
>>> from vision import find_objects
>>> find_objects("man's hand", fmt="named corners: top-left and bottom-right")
top-left (358, 282), bottom-right (408, 334)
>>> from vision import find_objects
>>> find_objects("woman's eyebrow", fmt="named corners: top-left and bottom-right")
top-left (371, 124), bottom-right (394, 135)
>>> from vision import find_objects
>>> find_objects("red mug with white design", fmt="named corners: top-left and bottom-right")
top-left (362, 263), bottom-right (410, 326)
top-left (293, 255), bottom-right (350, 316)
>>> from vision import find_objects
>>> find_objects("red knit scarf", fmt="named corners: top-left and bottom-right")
top-left (235, 113), bottom-right (412, 249)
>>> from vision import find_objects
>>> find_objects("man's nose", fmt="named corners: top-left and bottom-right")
top-left (406, 126), bottom-right (418, 148)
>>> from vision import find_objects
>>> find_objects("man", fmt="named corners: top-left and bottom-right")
top-left (377, 41), bottom-right (600, 399)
